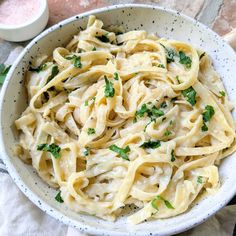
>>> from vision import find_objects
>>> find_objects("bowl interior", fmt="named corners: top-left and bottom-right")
top-left (1, 5), bottom-right (236, 236)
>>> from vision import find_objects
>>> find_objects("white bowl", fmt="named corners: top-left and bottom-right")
top-left (0, 0), bottom-right (49, 42)
top-left (0, 4), bottom-right (236, 236)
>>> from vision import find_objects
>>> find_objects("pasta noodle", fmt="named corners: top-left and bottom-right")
top-left (15, 15), bottom-right (236, 224)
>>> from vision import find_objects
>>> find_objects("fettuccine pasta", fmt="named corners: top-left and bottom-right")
top-left (15, 15), bottom-right (236, 224)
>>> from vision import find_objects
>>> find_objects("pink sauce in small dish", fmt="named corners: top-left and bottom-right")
top-left (0, 0), bottom-right (41, 26)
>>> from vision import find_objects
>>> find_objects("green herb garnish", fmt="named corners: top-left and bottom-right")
top-left (0, 64), bottom-right (11, 84)
top-left (109, 144), bottom-right (130, 161)
top-left (104, 75), bottom-right (115, 97)
top-left (74, 56), bottom-right (82, 68)
top-left (136, 104), bottom-right (148, 117)
top-left (202, 105), bottom-right (215, 122)
top-left (182, 86), bottom-right (196, 106)
top-left (156, 195), bottom-right (175, 209)
top-left (201, 105), bottom-right (215, 131)
top-left (136, 103), bottom-right (164, 123)
top-left (219, 91), bottom-right (225, 97)
top-left (55, 191), bottom-right (64, 203)
top-left (114, 72), bottom-right (119, 80)
top-left (92, 47), bottom-right (97, 51)
top-left (29, 63), bottom-right (47, 73)
top-left (47, 66), bottom-right (59, 82)
top-left (140, 140), bottom-right (161, 149)
top-left (160, 43), bottom-right (176, 63)
top-left (171, 150), bottom-right (175, 162)
top-left (37, 143), bottom-right (61, 159)
top-left (151, 195), bottom-right (174, 210)
top-left (65, 55), bottom-right (82, 68)
top-left (164, 130), bottom-right (172, 136)
top-left (158, 64), bottom-right (165, 68)
top-left (151, 198), bottom-right (159, 210)
top-left (87, 128), bottom-right (95, 135)
top-left (179, 51), bottom-right (192, 68)
top-left (151, 106), bottom-right (164, 118)
top-left (84, 100), bottom-right (89, 106)
top-left (197, 176), bottom-right (203, 184)
top-left (201, 122), bottom-right (208, 131)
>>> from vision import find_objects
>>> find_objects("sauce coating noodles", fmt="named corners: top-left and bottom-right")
top-left (15, 16), bottom-right (236, 224)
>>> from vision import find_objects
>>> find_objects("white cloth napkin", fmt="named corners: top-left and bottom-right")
top-left (0, 46), bottom-right (236, 236)
top-left (0, 171), bottom-right (236, 236)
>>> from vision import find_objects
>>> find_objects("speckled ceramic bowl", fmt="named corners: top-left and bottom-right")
top-left (0, 4), bottom-right (236, 236)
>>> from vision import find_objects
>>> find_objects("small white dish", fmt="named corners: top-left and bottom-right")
top-left (0, 4), bottom-right (236, 236)
top-left (0, 0), bottom-right (49, 42)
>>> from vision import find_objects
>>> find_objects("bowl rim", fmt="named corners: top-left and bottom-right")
top-left (0, 3), bottom-right (236, 236)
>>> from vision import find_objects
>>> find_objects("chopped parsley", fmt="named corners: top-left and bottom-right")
top-left (87, 128), bottom-right (95, 135)
top-left (171, 150), bottom-right (175, 162)
top-left (219, 90), bottom-right (225, 97)
top-left (151, 195), bottom-right (174, 210)
top-left (92, 47), bottom-right (97, 51)
top-left (143, 120), bottom-right (152, 132)
top-left (136, 104), bottom-right (148, 117)
top-left (37, 143), bottom-right (61, 159)
top-left (160, 43), bottom-right (176, 63)
top-left (104, 75), bottom-right (115, 97)
top-left (160, 101), bottom-right (167, 108)
top-left (29, 63), bottom-right (47, 73)
top-left (109, 144), bottom-right (130, 161)
top-left (47, 65), bottom-right (59, 82)
top-left (65, 55), bottom-right (82, 68)
top-left (84, 100), bottom-right (89, 106)
top-left (55, 191), bottom-right (64, 203)
top-left (199, 52), bottom-right (206, 59)
top-left (202, 105), bottom-right (215, 122)
top-left (0, 64), bottom-right (11, 84)
top-left (140, 140), bottom-right (161, 149)
top-left (136, 103), bottom-right (164, 124)
top-left (182, 86), bottom-right (197, 106)
top-left (158, 64), bottom-right (165, 68)
top-left (151, 198), bottom-right (159, 210)
top-left (114, 72), bottom-right (119, 80)
top-left (157, 195), bottom-right (175, 209)
top-left (201, 122), bottom-right (208, 131)
top-left (96, 34), bottom-right (110, 43)
top-left (201, 105), bottom-right (215, 131)
top-left (164, 130), bottom-right (172, 136)
top-left (151, 106), bottom-right (164, 118)
top-left (74, 56), bottom-right (82, 68)
top-left (179, 51), bottom-right (192, 68)
top-left (197, 176), bottom-right (203, 184)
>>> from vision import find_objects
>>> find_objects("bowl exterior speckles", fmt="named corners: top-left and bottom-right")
top-left (0, 4), bottom-right (236, 236)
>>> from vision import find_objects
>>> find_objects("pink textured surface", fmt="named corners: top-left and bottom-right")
top-left (48, 0), bottom-right (106, 25)
top-left (213, 0), bottom-right (236, 35)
